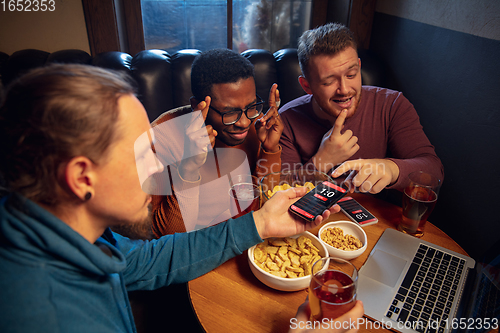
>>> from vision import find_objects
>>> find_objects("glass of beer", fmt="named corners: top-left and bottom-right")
top-left (398, 171), bottom-right (441, 237)
top-left (309, 257), bottom-right (358, 321)
top-left (229, 174), bottom-right (260, 219)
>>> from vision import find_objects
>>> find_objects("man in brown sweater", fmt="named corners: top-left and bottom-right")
top-left (279, 23), bottom-right (443, 194)
top-left (150, 49), bottom-right (283, 236)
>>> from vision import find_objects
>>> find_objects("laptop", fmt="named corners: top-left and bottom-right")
top-left (358, 228), bottom-right (500, 333)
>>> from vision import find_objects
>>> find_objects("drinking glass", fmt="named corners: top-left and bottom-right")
top-left (229, 174), bottom-right (260, 219)
top-left (398, 171), bottom-right (441, 237)
top-left (309, 257), bottom-right (358, 321)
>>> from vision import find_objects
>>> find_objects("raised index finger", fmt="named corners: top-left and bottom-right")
top-left (268, 83), bottom-right (278, 107)
top-left (264, 83), bottom-right (279, 117)
top-left (258, 84), bottom-right (279, 124)
top-left (188, 96), bottom-right (211, 132)
top-left (272, 84), bottom-right (280, 109)
top-left (332, 109), bottom-right (348, 135)
top-left (199, 96), bottom-right (211, 121)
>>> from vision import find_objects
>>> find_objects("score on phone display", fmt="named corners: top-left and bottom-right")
top-left (289, 181), bottom-right (348, 222)
top-left (337, 196), bottom-right (378, 226)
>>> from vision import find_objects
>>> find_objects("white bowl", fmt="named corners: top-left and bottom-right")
top-left (317, 221), bottom-right (368, 260)
top-left (247, 231), bottom-right (328, 291)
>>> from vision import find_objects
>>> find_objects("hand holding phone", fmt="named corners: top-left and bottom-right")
top-left (289, 181), bottom-right (349, 222)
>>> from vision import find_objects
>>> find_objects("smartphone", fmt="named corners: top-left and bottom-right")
top-left (337, 196), bottom-right (378, 226)
top-left (289, 181), bottom-right (349, 222)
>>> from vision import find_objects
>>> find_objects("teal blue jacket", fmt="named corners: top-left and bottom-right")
top-left (0, 195), bottom-right (262, 332)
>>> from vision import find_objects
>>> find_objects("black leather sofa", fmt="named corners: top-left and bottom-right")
top-left (0, 47), bottom-right (389, 122)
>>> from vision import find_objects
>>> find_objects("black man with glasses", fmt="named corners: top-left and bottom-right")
top-left (149, 49), bottom-right (283, 237)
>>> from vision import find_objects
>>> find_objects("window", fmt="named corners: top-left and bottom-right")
top-left (140, 0), bottom-right (312, 53)
top-left (82, 0), bottom-right (374, 57)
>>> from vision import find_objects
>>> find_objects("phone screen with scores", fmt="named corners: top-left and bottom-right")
top-left (289, 181), bottom-right (349, 222)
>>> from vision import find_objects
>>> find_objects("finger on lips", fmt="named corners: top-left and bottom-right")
top-left (334, 109), bottom-right (348, 129)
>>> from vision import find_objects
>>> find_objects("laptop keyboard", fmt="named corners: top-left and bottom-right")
top-left (385, 244), bottom-right (466, 333)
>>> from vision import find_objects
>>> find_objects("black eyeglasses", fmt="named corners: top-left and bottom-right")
top-left (209, 95), bottom-right (264, 125)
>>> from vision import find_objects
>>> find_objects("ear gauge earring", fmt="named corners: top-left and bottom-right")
top-left (84, 192), bottom-right (92, 201)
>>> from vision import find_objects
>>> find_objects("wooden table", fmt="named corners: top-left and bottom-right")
top-left (188, 193), bottom-right (469, 333)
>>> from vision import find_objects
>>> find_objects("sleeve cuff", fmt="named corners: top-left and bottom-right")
top-left (177, 167), bottom-right (201, 183)
top-left (226, 212), bottom-right (263, 251)
top-left (261, 144), bottom-right (282, 155)
top-left (170, 166), bottom-right (202, 196)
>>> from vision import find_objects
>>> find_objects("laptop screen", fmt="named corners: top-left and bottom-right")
top-left (462, 239), bottom-right (500, 333)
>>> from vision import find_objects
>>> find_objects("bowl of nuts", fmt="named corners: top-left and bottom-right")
top-left (260, 170), bottom-right (332, 205)
top-left (248, 231), bottom-right (328, 291)
top-left (318, 221), bottom-right (367, 260)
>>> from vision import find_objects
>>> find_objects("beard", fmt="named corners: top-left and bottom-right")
top-left (110, 203), bottom-right (154, 240)
top-left (337, 89), bottom-right (362, 118)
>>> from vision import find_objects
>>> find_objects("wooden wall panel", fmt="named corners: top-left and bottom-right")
top-left (122, 0), bottom-right (145, 56)
top-left (82, 0), bottom-right (120, 56)
top-left (311, 0), bottom-right (329, 29)
top-left (349, 0), bottom-right (377, 49)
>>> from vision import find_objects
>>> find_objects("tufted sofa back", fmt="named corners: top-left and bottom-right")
top-left (0, 48), bottom-right (390, 122)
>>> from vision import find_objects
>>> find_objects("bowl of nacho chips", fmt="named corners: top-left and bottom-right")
top-left (259, 170), bottom-right (332, 204)
top-left (247, 231), bottom-right (328, 291)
